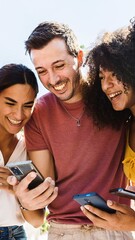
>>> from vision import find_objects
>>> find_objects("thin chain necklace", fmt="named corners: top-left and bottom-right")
top-left (61, 102), bottom-right (85, 127)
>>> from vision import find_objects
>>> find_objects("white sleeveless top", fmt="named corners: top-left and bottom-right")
top-left (0, 134), bottom-right (26, 226)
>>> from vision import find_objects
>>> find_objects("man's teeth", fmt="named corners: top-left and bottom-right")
top-left (54, 83), bottom-right (66, 91)
top-left (8, 118), bottom-right (22, 125)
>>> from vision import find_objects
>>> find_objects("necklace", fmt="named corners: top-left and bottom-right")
top-left (61, 103), bottom-right (85, 127)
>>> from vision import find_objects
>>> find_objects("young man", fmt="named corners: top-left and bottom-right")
top-left (8, 22), bottom-right (135, 239)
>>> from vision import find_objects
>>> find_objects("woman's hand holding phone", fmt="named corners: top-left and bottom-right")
top-left (0, 166), bottom-right (13, 193)
top-left (7, 162), bottom-right (58, 211)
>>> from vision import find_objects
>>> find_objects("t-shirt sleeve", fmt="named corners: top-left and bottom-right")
top-left (24, 110), bottom-right (47, 151)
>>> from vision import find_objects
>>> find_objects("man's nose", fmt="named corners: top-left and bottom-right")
top-left (48, 71), bottom-right (60, 86)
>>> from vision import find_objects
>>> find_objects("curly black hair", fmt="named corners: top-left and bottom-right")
top-left (82, 18), bottom-right (135, 129)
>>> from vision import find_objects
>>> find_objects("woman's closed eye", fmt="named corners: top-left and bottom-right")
top-left (5, 102), bottom-right (15, 106)
top-left (23, 104), bottom-right (34, 109)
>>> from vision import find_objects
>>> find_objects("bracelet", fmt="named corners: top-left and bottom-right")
top-left (19, 203), bottom-right (28, 211)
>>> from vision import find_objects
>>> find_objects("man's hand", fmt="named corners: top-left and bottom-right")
top-left (0, 167), bottom-right (13, 193)
top-left (7, 172), bottom-right (58, 210)
top-left (81, 200), bottom-right (135, 231)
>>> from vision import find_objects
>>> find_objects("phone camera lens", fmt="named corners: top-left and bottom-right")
top-left (10, 167), bottom-right (23, 175)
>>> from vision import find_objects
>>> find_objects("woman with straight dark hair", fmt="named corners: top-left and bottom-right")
top-left (0, 63), bottom-right (44, 239)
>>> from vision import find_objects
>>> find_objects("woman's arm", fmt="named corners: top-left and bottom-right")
top-left (81, 200), bottom-right (135, 231)
top-left (7, 149), bottom-right (58, 226)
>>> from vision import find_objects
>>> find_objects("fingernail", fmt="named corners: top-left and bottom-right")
top-left (29, 172), bottom-right (37, 178)
top-left (107, 200), bottom-right (113, 206)
top-left (54, 187), bottom-right (58, 192)
top-left (80, 206), bottom-right (84, 211)
top-left (8, 176), bottom-right (15, 182)
top-left (51, 180), bottom-right (55, 186)
top-left (45, 177), bottom-right (52, 183)
top-left (84, 205), bottom-right (90, 210)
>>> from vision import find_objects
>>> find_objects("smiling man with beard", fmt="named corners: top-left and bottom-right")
top-left (8, 21), bottom-right (135, 240)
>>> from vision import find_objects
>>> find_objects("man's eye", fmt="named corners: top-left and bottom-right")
top-left (56, 64), bottom-right (64, 69)
top-left (37, 70), bottom-right (47, 75)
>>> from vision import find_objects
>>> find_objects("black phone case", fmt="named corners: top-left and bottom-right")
top-left (7, 160), bottom-right (44, 189)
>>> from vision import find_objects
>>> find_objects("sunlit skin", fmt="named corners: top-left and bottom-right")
top-left (0, 84), bottom-right (35, 136)
top-left (0, 83), bottom-right (50, 226)
top-left (6, 84), bottom-right (58, 212)
top-left (100, 68), bottom-right (135, 116)
top-left (79, 68), bottom-right (135, 230)
top-left (30, 38), bottom-right (83, 103)
top-left (0, 84), bottom-right (35, 192)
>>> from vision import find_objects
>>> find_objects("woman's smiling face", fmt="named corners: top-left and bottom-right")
top-left (0, 84), bottom-right (35, 135)
top-left (100, 68), bottom-right (135, 113)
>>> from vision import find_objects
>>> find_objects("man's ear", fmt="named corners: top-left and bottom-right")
top-left (77, 50), bottom-right (83, 67)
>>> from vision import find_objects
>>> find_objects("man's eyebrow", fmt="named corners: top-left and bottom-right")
top-left (53, 60), bottom-right (64, 64)
top-left (4, 97), bottom-right (34, 105)
top-left (35, 60), bottom-right (64, 70)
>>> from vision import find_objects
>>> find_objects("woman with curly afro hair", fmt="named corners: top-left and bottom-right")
top-left (80, 18), bottom-right (135, 232)
top-left (83, 17), bottom-right (135, 183)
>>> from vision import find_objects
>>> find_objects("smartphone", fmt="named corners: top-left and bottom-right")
top-left (73, 192), bottom-right (116, 214)
top-left (6, 160), bottom-right (44, 190)
top-left (109, 188), bottom-right (135, 200)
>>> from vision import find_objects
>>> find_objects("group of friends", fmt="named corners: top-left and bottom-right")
top-left (0, 16), bottom-right (135, 240)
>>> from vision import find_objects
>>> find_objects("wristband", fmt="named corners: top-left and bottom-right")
top-left (19, 203), bottom-right (28, 211)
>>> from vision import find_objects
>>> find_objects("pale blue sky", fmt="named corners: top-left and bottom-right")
top-left (0, 0), bottom-right (135, 96)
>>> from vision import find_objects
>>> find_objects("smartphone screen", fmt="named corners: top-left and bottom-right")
top-left (109, 188), bottom-right (135, 200)
top-left (73, 192), bottom-right (116, 213)
top-left (7, 160), bottom-right (44, 189)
